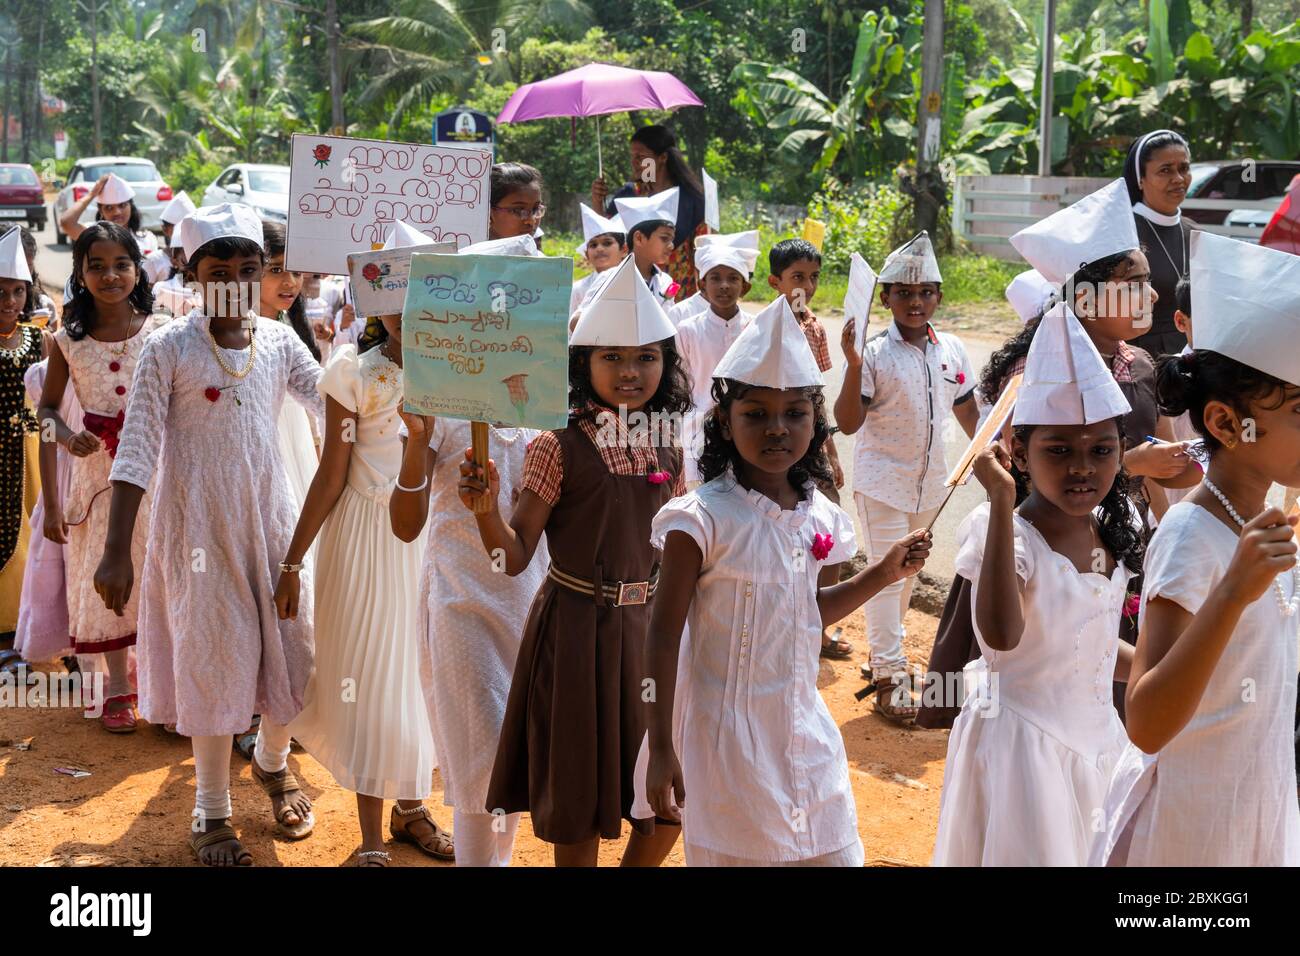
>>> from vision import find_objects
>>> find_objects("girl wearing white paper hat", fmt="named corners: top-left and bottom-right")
top-left (932, 304), bottom-right (1143, 866)
top-left (0, 224), bottom-right (49, 664)
top-left (457, 257), bottom-right (690, 867)
top-left (1091, 232), bottom-right (1300, 867)
top-left (642, 295), bottom-right (931, 866)
top-left (36, 222), bottom-right (161, 735)
top-left (94, 202), bottom-right (326, 865)
top-left (58, 172), bottom-right (160, 257)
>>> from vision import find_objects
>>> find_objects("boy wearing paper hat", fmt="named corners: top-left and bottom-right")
top-left (667, 231), bottom-right (758, 327)
top-left (141, 191), bottom-right (199, 286)
top-left (612, 187), bottom-right (680, 310)
top-left (833, 230), bottom-right (980, 718)
top-left (674, 230), bottom-right (759, 485)
top-left (571, 204), bottom-right (627, 317)
top-left (933, 295), bottom-right (1138, 867)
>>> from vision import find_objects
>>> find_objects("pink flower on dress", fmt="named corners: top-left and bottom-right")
top-left (664, 281), bottom-right (681, 299)
top-left (1123, 593), bottom-right (1141, 618)
top-left (956, 372), bottom-right (966, 385)
top-left (811, 533), bottom-right (834, 562)
top-left (646, 470), bottom-right (671, 485)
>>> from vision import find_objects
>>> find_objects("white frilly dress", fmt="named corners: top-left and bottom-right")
top-left (288, 345), bottom-right (436, 798)
top-left (1089, 502), bottom-right (1300, 866)
top-left (932, 502), bottom-right (1132, 866)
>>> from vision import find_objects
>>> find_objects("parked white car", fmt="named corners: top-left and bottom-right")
top-left (53, 156), bottom-right (172, 243)
top-left (201, 164), bottom-right (290, 222)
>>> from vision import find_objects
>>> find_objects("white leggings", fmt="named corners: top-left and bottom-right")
top-left (451, 808), bottom-right (520, 867)
top-left (191, 718), bottom-right (293, 823)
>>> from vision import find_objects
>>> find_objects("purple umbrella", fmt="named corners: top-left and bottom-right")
top-left (496, 63), bottom-right (703, 177)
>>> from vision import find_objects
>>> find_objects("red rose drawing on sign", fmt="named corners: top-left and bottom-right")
top-left (361, 262), bottom-right (389, 291)
top-left (313, 144), bottom-right (332, 168)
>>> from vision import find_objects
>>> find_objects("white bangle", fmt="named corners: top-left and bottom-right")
top-left (395, 474), bottom-right (429, 494)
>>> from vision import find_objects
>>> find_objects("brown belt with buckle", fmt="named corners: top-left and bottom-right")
top-left (548, 565), bottom-right (658, 606)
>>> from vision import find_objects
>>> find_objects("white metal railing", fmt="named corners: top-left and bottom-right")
top-left (953, 175), bottom-right (1280, 260)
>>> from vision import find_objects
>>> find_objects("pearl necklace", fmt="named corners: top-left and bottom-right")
top-left (1202, 477), bottom-right (1300, 617)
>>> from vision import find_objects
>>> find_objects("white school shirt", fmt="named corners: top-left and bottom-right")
top-left (142, 249), bottom-right (172, 285)
top-left (851, 321), bottom-right (976, 513)
top-left (667, 291), bottom-right (708, 328)
top-left (675, 307), bottom-right (752, 482)
top-left (651, 476), bottom-right (860, 861)
top-left (1091, 502), bottom-right (1300, 866)
top-left (577, 262), bottom-right (676, 314)
top-left (569, 271), bottom-right (595, 317)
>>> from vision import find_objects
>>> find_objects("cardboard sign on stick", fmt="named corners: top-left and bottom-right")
top-left (400, 252), bottom-right (572, 430)
top-left (348, 242), bottom-right (456, 319)
top-left (842, 253), bottom-right (877, 355)
top-left (286, 133), bottom-right (490, 275)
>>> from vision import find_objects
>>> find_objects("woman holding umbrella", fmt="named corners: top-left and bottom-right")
top-left (591, 125), bottom-right (707, 302)
top-left (1124, 129), bottom-right (1198, 358)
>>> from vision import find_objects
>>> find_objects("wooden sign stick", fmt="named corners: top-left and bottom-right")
top-left (470, 421), bottom-right (492, 514)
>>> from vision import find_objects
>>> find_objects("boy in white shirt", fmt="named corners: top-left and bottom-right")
top-left (571, 204), bottom-right (627, 317)
top-left (833, 232), bottom-right (979, 722)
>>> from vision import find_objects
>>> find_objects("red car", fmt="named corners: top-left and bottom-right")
top-left (1259, 173), bottom-right (1300, 256)
top-left (0, 163), bottom-right (47, 231)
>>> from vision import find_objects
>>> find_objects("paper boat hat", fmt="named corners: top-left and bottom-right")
top-left (695, 230), bottom-right (760, 279)
top-left (1010, 179), bottom-right (1139, 286)
top-left (579, 203), bottom-right (626, 243)
top-left (1006, 268), bottom-right (1057, 323)
top-left (615, 187), bottom-right (679, 233)
top-left (711, 295), bottom-right (823, 389)
top-left (1192, 230), bottom-right (1300, 386)
top-left (0, 227), bottom-right (32, 283)
top-left (879, 231), bottom-right (942, 284)
top-left (160, 191), bottom-right (196, 225)
top-left (1012, 301), bottom-right (1131, 426)
top-left (458, 234), bottom-right (539, 257)
top-left (97, 173), bottom-right (135, 206)
top-left (570, 253), bottom-right (676, 347)
top-left (382, 220), bottom-right (435, 249)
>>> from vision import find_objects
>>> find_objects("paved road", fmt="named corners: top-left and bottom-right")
top-left (31, 236), bottom-right (1000, 578)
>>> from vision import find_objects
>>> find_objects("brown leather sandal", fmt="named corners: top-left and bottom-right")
top-left (250, 760), bottom-right (315, 839)
top-left (189, 823), bottom-right (253, 867)
top-left (389, 804), bottom-right (454, 861)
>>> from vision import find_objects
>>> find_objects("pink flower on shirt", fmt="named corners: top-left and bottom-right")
top-left (811, 533), bottom-right (834, 562)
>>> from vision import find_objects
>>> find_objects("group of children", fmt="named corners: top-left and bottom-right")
top-left (2, 148), bottom-right (1297, 868)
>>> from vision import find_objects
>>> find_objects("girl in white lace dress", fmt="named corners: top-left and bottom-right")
top-left (37, 222), bottom-right (158, 733)
top-left (97, 204), bottom-right (324, 867)
top-left (275, 314), bottom-right (452, 868)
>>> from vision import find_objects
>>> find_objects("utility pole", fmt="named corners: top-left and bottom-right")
top-left (1, 44), bottom-right (13, 162)
top-left (1037, 0), bottom-right (1056, 177)
top-left (914, 0), bottom-right (944, 235)
top-left (326, 0), bottom-right (343, 133)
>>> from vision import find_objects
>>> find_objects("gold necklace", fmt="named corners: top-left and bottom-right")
top-left (207, 324), bottom-right (257, 379)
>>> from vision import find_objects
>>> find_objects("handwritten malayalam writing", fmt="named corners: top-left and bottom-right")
top-left (287, 134), bottom-right (490, 275)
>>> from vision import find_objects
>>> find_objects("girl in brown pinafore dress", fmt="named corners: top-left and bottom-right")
top-left (458, 280), bottom-right (692, 865)
top-left (917, 254), bottom-right (1200, 729)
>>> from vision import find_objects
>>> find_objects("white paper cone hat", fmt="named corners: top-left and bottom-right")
top-left (1012, 302), bottom-right (1131, 426)
top-left (382, 220), bottom-right (435, 249)
top-left (1191, 230), bottom-right (1300, 386)
top-left (1005, 268), bottom-right (1057, 323)
top-left (579, 203), bottom-right (625, 243)
top-left (711, 295), bottom-right (824, 389)
top-left (1009, 179), bottom-right (1139, 286)
top-left (97, 173), bottom-right (135, 206)
top-left (178, 202), bottom-right (264, 260)
top-left (169, 214), bottom-right (192, 248)
top-left (159, 191), bottom-right (196, 225)
top-left (458, 234), bottom-right (540, 257)
top-left (570, 254), bottom-right (676, 346)
top-left (614, 187), bottom-right (679, 233)
top-left (694, 230), bottom-right (760, 279)
top-left (0, 227), bottom-right (32, 283)
top-left (879, 231), bottom-right (942, 284)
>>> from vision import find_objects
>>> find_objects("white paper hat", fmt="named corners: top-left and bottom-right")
top-left (614, 187), bottom-right (679, 233)
top-left (879, 231), bottom-right (942, 284)
top-left (382, 220), bottom-right (435, 250)
top-left (1005, 268), bottom-right (1057, 323)
top-left (169, 214), bottom-right (192, 249)
top-left (694, 230), bottom-right (760, 279)
top-left (458, 234), bottom-right (540, 258)
top-left (0, 227), bottom-right (32, 283)
top-left (178, 202), bottom-right (265, 260)
top-left (1009, 179), bottom-right (1139, 286)
top-left (1192, 230), bottom-right (1300, 386)
top-left (1012, 302), bottom-right (1131, 426)
top-left (97, 173), bottom-right (135, 206)
top-left (579, 203), bottom-right (625, 244)
top-left (711, 295), bottom-right (823, 389)
top-left (159, 190), bottom-right (196, 225)
top-left (570, 253), bottom-right (676, 347)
